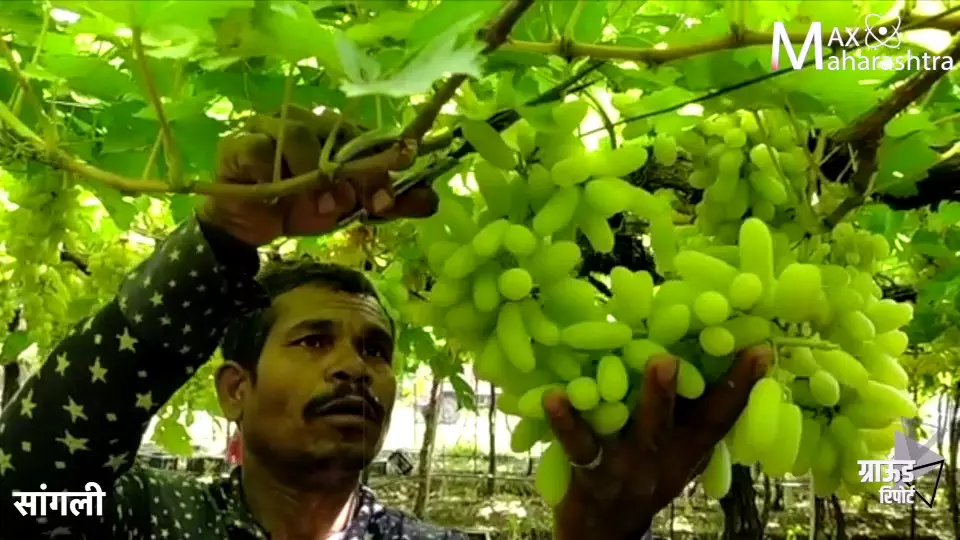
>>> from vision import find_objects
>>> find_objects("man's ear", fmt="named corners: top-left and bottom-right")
top-left (215, 361), bottom-right (252, 423)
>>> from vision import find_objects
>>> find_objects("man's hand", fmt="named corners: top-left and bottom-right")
top-left (201, 106), bottom-right (439, 247)
top-left (545, 346), bottom-right (772, 539)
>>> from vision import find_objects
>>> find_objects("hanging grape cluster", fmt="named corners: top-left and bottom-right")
top-left (412, 99), bottom-right (917, 507)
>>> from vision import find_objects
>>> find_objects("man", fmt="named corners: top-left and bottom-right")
top-left (0, 107), bottom-right (770, 540)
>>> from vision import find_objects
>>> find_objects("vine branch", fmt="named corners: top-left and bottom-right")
top-left (131, 26), bottom-right (182, 186)
top-left (826, 34), bottom-right (960, 227)
top-left (0, 0), bottom-right (533, 201)
top-left (500, 10), bottom-right (960, 65)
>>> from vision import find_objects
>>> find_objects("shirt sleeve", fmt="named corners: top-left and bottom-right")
top-left (0, 215), bottom-right (267, 539)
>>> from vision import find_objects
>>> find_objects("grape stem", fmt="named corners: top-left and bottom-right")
top-left (769, 337), bottom-right (840, 351)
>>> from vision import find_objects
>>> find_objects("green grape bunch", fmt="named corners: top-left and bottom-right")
top-left (413, 97), bottom-right (916, 507)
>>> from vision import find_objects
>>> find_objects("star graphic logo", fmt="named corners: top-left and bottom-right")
top-left (895, 417), bottom-right (947, 508)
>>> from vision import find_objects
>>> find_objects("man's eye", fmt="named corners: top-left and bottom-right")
top-left (297, 335), bottom-right (333, 349)
top-left (363, 342), bottom-right (391, 361)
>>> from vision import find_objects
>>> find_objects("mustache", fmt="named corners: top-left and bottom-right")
top-left (302, 385), bottom-right (385, 422)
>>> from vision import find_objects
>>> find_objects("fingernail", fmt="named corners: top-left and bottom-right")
top-left (318, 192), bottom-right (337, 214)
top-left (653, 357), bottom-right (677, 389)
top-left (372, 189), bottom-right (393, 213)
top-left (752, 346), bottom-right (772, 378)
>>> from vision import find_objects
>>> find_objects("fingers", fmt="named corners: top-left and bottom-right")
top-left (543, 390), bottom-right (600, 469)
top-left (217, 133), bottom-right (275, 185)
top-left (374, 186), bottom-right (439, 220)
top-left (343, 170), bottom-right (395, 215)
top-left (631, 354), bottom-right (678, 452)
top-left (692, 345), bottom-right (771, 447)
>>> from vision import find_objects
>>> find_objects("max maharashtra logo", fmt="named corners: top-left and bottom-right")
top-left (771, 15), bottom-right (954, 72)
top-left (857, 417), bottom-right (946, 507)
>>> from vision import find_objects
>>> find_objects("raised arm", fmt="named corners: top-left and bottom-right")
top-left (0, 215), bottom-right (265, 538)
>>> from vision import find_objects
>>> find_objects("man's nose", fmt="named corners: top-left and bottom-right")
top-left (326, 347), bottom-right (372, 386)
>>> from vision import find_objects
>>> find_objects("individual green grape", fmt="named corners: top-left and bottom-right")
top-left (773, 264), bottom-right (822, 323)
top-left (828, 287), bottom-right (864, 315)
top-left (675, 251), bottom-right (739, 292)
top-left (809, 370), bottom-right (840, 406)
top-left (566, 376), bottom-right (601, 411)
top-left (724, 128), bottom-right (747, 148)
top-left (728, 272), bottom-right (763, 310)
top-left (694, 291), bottom-right (731, 326)
top-left (609, 267), bottom-right (654, 327)
top-left (588, 401), bottom-right (630, 435)
top-left (751, 199), bottom-right (776, 221)
top-left (475, 337), bottom-right (508, 383)
top-left (591, 145), bottom-right (649, 177)
top-left (781, 347), bottom-right (818, 377)
top-left (575, 205), bottom-right (614, 254)
top-left (443, 244), bottom-right (481, 280)
top-left (472, 218), bottom-right (510, 258)
top-left (436, 196), bottom-right (479, 243)
top-left (503, 224), bottom-right (539, 257)
top-left (871, 234), bottom-right (891, 260)
top-left (749, 143), bottom-right (777, 171)
top-left (737, 110), bottom-right (761, 135)
top-left (865, 299), bottom-right (913, 333)
top-left (699, 326), bottom-right (735, 356)
top-left (596, 355), bottom-right (629, 402)
top-left (526, 163), bottom-right (556, 208)
top-left (688, 168), bottom-right (715, 189)
top-left (839, 310), bottom-right (876, 342)
top-left (677, 359), bottom-right (706, 399)
top-left (859, 343), bottom-right (908, 389)
top-left (542, 346), bottom-right (583, 381)
top-left (652, 280), bottom-right (699, 313)
top-left (725, 178), bottom-right (751, 221)
top-left (875, 330), bottom-right (908, 356)
top-left (532, 185), bottom-right (581, 237)
top-left (551, 156), bottom-right (593, 186)
top-left (553, 100), bottom-right (589, 132)
top-left (511, 418), bottom-right (549, 453)
top-left (860, 424), bottom-right (898, 452)
top-left (535, 441), bottom-right (570, 507)
top-left (497, 302), bottom-right (536, 372)
top-left (445, 302), bottom-right (484, 333)
top-left (560, 321), bottom-right (633, 350)
top-left (708, 172), bottom-right (740, 203)
top-left (701, 441), bottom-right (732, 499)
top-left (472, 265), bottom-right (502, 313)
top-left (653, 133), bottom-right (678, 165)
top-left (583, 177), bottom-right (637, 217)
top-left (518, 384), bottom-right (564, 419)
top-left (812, 349), bottom-right (868, 391)
top-left (499, 267), bottom-right (533, 301)
top-left (431, 278), bottom-right (467, 308)
top-left (722, 316), bottom-right (772, 350)
top-left (700, 245), bottom-right (740, 267)
top-left (760, 402), bottom-right (802, 477)
top-left (631, 186), bottom-right (672, 221)
top-left (462, 119), bottom-right (517, 170)
top-left (525, 242), bottom-right (582, 284)
top-left (717, 149), bottom-right (744, 177)
top-left (747, 170), bottom-right (787, 205)
top-left (702, 115), bottom-right (735, 137)
top-left (738, 218), bottom-right (775, 295)
top-left (496, 392), bottom-right (521, 415)
top-left (541, 278), bottom-right (607, 324)
top-left (859, 381), bottom-right (918, 418)
top-left (676, 130), bottom-right (708, 156)
top-left (789, 379), bottom-right (818, 408)
top-left (622, 339), bottom-right (667, 371)
top-left (648, 304), bottom-right (691, 346)
top-left (791, 416), bottom-right (822, 476)
top-left (742, 378), bottom-right (782, 453)
top-left (649, 213), bottom-right (678, 273)
top-left (520, 299), bottom-right (560, 346)
top-left (726, 415), bottom-right (758, 465)
top-left (426, 241), bottom-right (459, 274)
top-left (473, 159), bottom-right (513, 216)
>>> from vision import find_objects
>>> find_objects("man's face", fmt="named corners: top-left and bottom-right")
top-left (233, 283), bottom-right (396, 485)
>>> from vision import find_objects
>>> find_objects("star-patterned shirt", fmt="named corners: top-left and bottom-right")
top-left (0, 215), bottom-right (466, 540)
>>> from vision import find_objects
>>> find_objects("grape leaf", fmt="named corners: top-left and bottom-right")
top-left (1, 331), bottom-right (32, 364)
top-left (42, 55), bottom-right (136, 101)
top-left (884, 112), bottom-right (936, 138)
top-left (153, 414), bottom-right (194, 456)
top-left (340, 14), bottom-right (484, 98)
top-left (874, 133), bottom-right (940, 195)
top-left (450, 374), bottom-right (477, 412)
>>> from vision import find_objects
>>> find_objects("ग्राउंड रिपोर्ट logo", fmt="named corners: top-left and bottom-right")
top-left (857, 417), bottom-right (947, 507)
top-left (771, 14), bottom-right (956, 72)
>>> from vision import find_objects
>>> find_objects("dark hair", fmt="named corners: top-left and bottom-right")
top-left (220, 257), bottom-right (392, 378)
